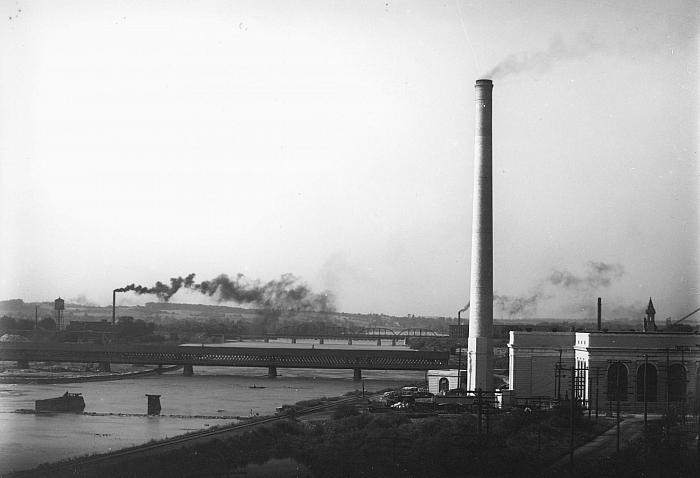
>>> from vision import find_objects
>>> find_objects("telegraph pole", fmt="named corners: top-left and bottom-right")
top-left (643, 354), bottom-right (648, 426)
top-left (570, 366), bottom-right (575, 469)
top-left (595, 367), bottom-right (599, 421)
top-left (616, 367), bottom-right (621, 453)
top-left (477, 388), bottom-right (483, 437)
top-left (557, 348), bottom-right (563, 400)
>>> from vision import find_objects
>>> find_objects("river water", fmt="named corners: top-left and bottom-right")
top-left (0, 340), bottom-right (425, 474)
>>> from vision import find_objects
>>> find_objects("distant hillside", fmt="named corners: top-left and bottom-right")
top-left (4, 298), bottom-right (667, 334)
top-left (0, 298), bottom-right (454, 332)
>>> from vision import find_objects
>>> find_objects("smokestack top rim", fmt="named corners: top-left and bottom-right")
top-left (475, 78), bottom-right (493, 86)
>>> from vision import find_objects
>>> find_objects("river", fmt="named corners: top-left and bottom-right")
top-left (0, 340), bottom-right (425, 474)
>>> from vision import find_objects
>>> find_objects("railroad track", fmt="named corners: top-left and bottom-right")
top-left (8, 394), bottom-right (374, 477)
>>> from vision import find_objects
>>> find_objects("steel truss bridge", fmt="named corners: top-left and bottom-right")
top-left (0, 343), bottom-right (449, 380)
top-left (244, 327), bottom-right (446, 341)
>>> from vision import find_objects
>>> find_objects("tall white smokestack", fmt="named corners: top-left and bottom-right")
top-left (467, 79), bottom-right (494, 391)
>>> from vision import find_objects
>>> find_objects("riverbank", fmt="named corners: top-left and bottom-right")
top-left (0, 366), bottom-right (425, 474)
top-left (11, 396), bottom-right (621, 478)
top-left (0, 364), bottom-right (181, 384)
top-left (8, 391), bottom-right (370, 477)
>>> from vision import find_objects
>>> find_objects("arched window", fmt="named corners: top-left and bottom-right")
top-left (668, 364), bottom-right (687, 402)
top-left (607, 362), bottom-right (628, 401)
top-left (636, 363), bottom-right (657, 402)
top-left (439, 377), bottom-right (450, 393)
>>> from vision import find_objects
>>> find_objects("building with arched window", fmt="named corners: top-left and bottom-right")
top-left (509, 330), bottom-right (699, 412)
top-left (607, 362), bottom-right (628, 402)
top-left (636, 362), bottom-right (657, 402)
top-left (427, 369), bottom-right (466, 395)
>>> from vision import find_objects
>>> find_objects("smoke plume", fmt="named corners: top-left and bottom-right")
top-left (485, 9), bottom-right (698, 81)
top-left (493, 261), bottom-right (624, 318)
top-left (485, 33), bottom-right (605, 79)
top-left (114, 273), bottom-right (335, 313)
top-left (114, 273), bottom-right (196, 302)
top-left (548, 262), bottom-right (624, 290)
top-left (493, 291), bottom-right (544, 318)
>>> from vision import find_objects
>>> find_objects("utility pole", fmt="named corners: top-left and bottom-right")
top-left (616, 367), bottom-right (621, 453)
top-left (477, 388), bottom-right (483, 437)
top-left (665, 348), bottom-right (670, 415)
top-left (665, 348), bottom-right (671, 438)
top-left (643, 354), bottom-right (648, 426)
top-left (595, 367), bottom-right (599, 421)
top-left (557, 348), bottom-right (563, 400)
top-left (569, 366), bottom-right (575, 470)
top-left (587, 366), bottom-right (591, 420)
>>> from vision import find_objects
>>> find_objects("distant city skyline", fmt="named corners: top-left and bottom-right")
top-left (1, 1), bottom-right (697, 321)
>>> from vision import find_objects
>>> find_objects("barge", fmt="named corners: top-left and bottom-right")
top-left (35, 392), bottom-right (85, 413)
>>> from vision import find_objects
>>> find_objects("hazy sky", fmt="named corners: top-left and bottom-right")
top-left (1, 0), bottom-right (697, 321)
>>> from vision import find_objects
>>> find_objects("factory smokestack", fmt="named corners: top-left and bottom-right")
top-left (597, 297), bottom-right (602, 331)
top-left (467, 79), bottom-right (494, 392)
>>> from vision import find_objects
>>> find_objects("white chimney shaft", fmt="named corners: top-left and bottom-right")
top-left (467, 79), bottom-right (494, 391)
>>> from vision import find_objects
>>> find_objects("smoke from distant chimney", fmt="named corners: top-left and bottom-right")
top-left (114, 273), bottom-right (335, 313)
top-left (549, 262), bottom-right (624, 290)
top-left (493, 261), bottom-right (625, 318)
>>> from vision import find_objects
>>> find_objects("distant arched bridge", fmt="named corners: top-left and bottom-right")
top-left (243, 326), bottom-right (447, 341)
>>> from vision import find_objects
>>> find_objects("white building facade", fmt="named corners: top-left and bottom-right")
top-left (509, 330), bottom-right (700, 411)
top-left (507, 332), bottom-right (576, 399)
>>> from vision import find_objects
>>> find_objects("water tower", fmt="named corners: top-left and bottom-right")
top-left (54, 297), bottom-right (65, 331)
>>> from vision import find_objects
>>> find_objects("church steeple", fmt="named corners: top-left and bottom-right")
top-left (644, 297), bottom-right (657, 332)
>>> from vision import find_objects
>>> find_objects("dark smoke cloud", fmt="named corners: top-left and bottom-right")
top-left (493, 261), bottom-right (624, 318)
top-left (114, 273), bottom-right (335, 313)
top-left (548, 262), bottom-right (624, 290)
top-left (114, 273), bottom-right (196, 302)
top-left (493, 291), bottom-right (544, 318)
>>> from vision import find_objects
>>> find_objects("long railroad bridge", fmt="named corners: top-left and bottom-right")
top-left (0, 342), bottom-right (449, 381)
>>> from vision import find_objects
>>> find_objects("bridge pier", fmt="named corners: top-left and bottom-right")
top-left (268, 366), bottom-right (278, 378)
top-left (16, 360), bottom-right (29, 369)
top-left (347, 338), bottom-right (353, 345)
top-left (98, 361), bottom-right (111, 372)
top-left (391, 339), bottom-right (397, 346)
top-left (291, 338), bottom-right (296, 344)
top-left (146, 394), bottom-right (162, 416)
top-left (377, 339), bottom-right (382, 346)
top-left (353, 368), bottom-right (362, 381)
top-left (319, 338), bottom-right (324, 345)
top-left (264, 338), bottom-right (269, 343)
top-left (183, 364), bottom-right (194, 376)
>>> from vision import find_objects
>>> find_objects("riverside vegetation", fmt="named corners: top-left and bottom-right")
top-left (30, 400), bottom-right (614, 478)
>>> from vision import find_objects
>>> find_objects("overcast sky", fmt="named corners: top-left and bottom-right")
top-left (1, 0), bottom-right (697, 321)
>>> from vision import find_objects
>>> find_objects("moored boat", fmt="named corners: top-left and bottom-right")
top-left (35, 392), bottom-right (85, 413)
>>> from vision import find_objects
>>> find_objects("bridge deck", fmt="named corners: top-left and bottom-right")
top-left (0, 343), bottom-right (449, 371)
